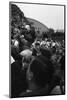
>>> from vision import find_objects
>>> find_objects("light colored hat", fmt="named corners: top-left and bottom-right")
top-left (20, 49), bottom-right (32, 57)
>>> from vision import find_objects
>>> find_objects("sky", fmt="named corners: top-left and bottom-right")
top-left (13, 2), bottom-right (64, 31)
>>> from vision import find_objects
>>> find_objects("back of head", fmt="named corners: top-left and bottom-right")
top-left (40, 47), bottom-right (51, 59)
top-left (29, 55), bottom-right (54, 88)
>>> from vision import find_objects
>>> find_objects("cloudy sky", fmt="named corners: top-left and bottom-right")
top-left (13, 2), bottom-right (64, 30)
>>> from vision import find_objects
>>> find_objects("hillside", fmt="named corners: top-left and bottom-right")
top-left (27, 18), bottom-right (49, 33)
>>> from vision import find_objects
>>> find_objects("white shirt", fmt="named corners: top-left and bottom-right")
top-left (11, 56), bottom-right (15, 64)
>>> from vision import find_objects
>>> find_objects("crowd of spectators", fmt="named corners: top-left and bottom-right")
top-left (10, 4), bottom-right (65, 98)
